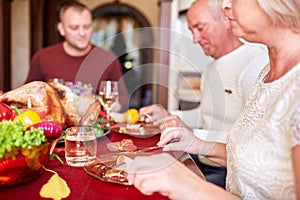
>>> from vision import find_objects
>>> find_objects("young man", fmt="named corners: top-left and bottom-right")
top-left (25, 1), bottom-right (129, 110)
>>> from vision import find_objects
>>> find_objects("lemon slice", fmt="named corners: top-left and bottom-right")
top-left (124, 109), bottom-right (139, 124)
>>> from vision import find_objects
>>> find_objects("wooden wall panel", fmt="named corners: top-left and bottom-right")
top-left (157, 0), bottom-right (172, 108)
top-left (0, 0), bottom-right (12, 92)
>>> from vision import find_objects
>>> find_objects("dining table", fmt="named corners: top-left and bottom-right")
top-left (0, 127), bottom-right (203, 200)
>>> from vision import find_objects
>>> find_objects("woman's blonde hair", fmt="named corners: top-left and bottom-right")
top-left (258, 0), bottom-right (300, 33)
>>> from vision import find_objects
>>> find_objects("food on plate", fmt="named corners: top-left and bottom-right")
top-left (110, 108), bottom-right (142, 124)
top-left (124, 108), bottom-right (139, 124)
top-left (0, 81), bottom-right (100, 128)
top-left (104, 169), bottom-right (128, 182)
top-left (116, 123), bottom-right (143, 135)
top-left (91, 117), bottom-right (110, 137)
top-left (116, 155), bottom-right (126, 165)
top-left (95, 110), bottom-right (116, 129)
top-left (84, 160), bottom-right (128, 184)
top-left (115, 155), bottom-right (133, 171)
top-left (110, 109), bottom-right (160, 138)
top-left (84, 156), bottom-right (132, 184)
top-left (106, 139), bottom-right (137, 152)
top-left (110, 112), bottom-right (125, 123)
top-left (111, 122), bottom-right (160, 138)
top-left (126, 123), bottom-right (141, 130)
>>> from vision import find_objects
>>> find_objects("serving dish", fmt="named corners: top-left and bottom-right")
top-left (0, 143), bottom-right (50, 187)
top-left (111, 123), bottom-right (160, 138)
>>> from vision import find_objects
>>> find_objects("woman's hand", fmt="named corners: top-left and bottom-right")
top-left (157, 127), bottom-right (200, 154)
top-left (127, 153), bottom-right (203, 199)
top-left (128, 153), bottom-right (239, 200)
top-left (139, 104), bottom-right (170, 123)
top-left (155, 115), bottom-right (192, 131)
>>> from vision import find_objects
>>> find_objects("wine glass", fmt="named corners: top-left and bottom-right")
top-left (98, 81), bottom-right (119, 128)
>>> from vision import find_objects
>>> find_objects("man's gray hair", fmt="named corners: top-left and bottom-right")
top-left (192, 0), bottom-right (223, 20)
top-left (207, 0), bottom-right (223, 20)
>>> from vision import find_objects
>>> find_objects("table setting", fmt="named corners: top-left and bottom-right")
top-left (0, 80), bottom-right (204, 200)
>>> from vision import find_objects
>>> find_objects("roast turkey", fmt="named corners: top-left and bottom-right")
top-left (0, 81), bottom-right (100, 128)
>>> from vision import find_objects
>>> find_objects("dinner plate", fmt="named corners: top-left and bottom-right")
top-left (111, 123), bottom-right (160, 138)
top-left (83, 152), bottom-right (151, 185)
top-left (84, 152), bottom-right (205, 185)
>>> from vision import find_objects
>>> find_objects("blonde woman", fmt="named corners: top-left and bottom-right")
top-left (128, 0), bottom-right (300, 199)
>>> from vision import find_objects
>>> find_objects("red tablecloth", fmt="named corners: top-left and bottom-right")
top-left (0, 131), bottom-right (169, 200)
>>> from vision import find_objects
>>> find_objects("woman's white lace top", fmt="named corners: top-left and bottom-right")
top-left (226, 63), bottom-right (300, 199)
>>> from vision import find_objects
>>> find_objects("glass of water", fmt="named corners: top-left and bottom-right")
top-left (65, 126), bottom-right (97, 167)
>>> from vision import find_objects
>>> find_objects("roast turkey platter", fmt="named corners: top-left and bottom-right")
top-left (0, 81), bottom-right (100, 128)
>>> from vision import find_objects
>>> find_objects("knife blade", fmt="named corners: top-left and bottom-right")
top-left (134, 145), bottom-right (162, 154)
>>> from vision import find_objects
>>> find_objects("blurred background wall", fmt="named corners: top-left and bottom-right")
top-left (4, 0), bottom-right (209, 110)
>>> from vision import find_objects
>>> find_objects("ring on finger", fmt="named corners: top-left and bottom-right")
top-left (145, 113), bottom-right (154, 123)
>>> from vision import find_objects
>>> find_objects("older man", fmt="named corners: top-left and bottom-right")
top-left (139, 0), bottom-right (269, 188)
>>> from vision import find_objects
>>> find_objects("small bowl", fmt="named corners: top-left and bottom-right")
top-left (0, 143), bottom-right (50, 187)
